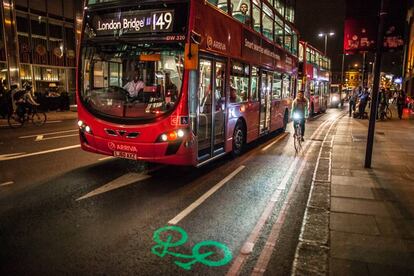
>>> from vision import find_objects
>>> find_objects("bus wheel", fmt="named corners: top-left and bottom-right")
top-left (232, 122), bottom-right (245, 156)
top-left (282, 111), bottom-right (289, 131)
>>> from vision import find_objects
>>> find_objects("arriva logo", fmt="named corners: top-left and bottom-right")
top-left (108, 142), bottom-right (138, 152)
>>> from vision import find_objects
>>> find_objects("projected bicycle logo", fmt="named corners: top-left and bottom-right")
top-left (151, 226), bottom-right (232, 270)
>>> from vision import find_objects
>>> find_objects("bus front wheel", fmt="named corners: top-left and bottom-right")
top-left (232, 122), bottom-right (245, 157)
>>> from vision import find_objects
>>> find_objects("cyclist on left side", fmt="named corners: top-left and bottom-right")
top-left (16, 85), bottom-right (40, 119)
top-left (291, 90), bottom-right (309, 141)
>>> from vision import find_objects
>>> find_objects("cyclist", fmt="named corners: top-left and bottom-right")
top-left (16, 85), bottom-right (40, 119)
top-left (291, 90), bottom-right (309, 142)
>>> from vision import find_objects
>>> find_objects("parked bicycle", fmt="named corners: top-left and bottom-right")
top-left (8, 106), bottom-right (47, 128)
top-left (379, 104), bottom-right (392, 121)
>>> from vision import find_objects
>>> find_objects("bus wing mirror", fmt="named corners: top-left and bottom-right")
top-left (185, 43), bottom-right (199, 70)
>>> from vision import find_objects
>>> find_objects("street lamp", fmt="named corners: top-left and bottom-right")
top-left (318, 32), bottom-right (335, 55)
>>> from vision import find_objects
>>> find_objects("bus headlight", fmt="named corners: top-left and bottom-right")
top-left (78, 120), bottom-right (92, 134)
top-left (157, 129), bottom-right (186, 142)
top-left (85, 125), bottom-right (92, 133)
top-left (331, 95), bottom-right (339, 102)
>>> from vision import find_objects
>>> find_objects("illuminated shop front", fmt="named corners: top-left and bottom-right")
top-left (0, 0), bottom-right (82, 103)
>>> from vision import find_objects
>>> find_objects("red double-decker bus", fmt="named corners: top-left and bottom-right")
top-left (298, 41), bottom-right (331, 115)
top-left (77, 0), bottom-right (299, 166)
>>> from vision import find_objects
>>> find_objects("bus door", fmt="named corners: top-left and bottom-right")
top-left (197, 57), bottom-right (226, 161)
top-left (259, 71), bottom-right (272, 134)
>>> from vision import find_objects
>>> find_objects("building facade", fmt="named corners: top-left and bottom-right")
top-left (0, 0), bottom-right (83, 102)
top-left (404, 1), bottom-right (414, 97)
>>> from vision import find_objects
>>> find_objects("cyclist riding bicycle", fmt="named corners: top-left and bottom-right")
top-left (291, 90), bottom-right (309, 142)
top-left (15, 85), bottom-right (40, 119)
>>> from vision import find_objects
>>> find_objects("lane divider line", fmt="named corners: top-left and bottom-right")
top-left (261, 132), bottom-right (289, 151)
top-left (168, 165), bottom-right (246, 225)
top-left (98, 156), bottom-right (115, 161)
top-left (227, 115), bottom-right (336, 276)
top-left (76, 173), bottom-right (151, 201)
top-left (36, 133), bottom-right (79, 141)
top-left (0, 145), bottom-right (80, 162)
top-left (251, 117), bottom-right (340, 276)
top-left (0, 181), bottom-right (14, 187)
top-left (19, 129), bottom-right (78, 139)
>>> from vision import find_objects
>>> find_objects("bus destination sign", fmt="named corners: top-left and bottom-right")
top-left (92, 10), bottom-right (175, 36)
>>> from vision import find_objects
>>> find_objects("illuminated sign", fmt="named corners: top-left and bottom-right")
top-left (151, 226), bottom-right (232, 270)
top-left (91, 10), bottom-right (175, 36)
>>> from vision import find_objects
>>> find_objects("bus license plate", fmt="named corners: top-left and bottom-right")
top-left (113, 151), bottom-right (138, 160)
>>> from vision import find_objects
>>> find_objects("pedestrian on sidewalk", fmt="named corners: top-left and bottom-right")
top-left (348, 88), bottom-right (357, 117)
top-left (358, 89), bottom-right (369, 119)
top-left (397, 89), bottom-right (406, 119)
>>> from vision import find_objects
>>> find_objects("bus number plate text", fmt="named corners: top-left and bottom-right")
top-left (114, 151), bottom-right (138, 160)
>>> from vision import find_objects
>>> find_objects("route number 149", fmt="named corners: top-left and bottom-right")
top-left (152, 12), bottom-right (173, 31)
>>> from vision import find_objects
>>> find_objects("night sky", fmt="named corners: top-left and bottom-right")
top-left (295, 0), bottom-right (405, 75)
top-left (295, 0), bottom-right (346, 72)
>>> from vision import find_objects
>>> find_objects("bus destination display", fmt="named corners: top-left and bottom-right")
top-left (92, 10), bottom-right (175, 36)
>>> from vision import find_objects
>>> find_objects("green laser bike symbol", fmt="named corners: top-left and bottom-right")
top-left (151, 226), bottom-right (232, 270)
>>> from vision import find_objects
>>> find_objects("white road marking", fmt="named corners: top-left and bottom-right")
top-left (0, 145), bottom-right (80, 161)
top-left (36, 133), bottom-right (78, 141)
top-left (0, 152), bottom-right (26, 158)
top-left (76, 173), bottom-right (151, 201)
top-left (168, 165), bottom-right (246, 225)
top-left (45, 120), bottom-right (63, 124)
top-left (19, 129), bottom-right (78, 139)
top-left (261, 132), bottom-right (289, 151)
top-left (98, 156), bottom-right (115, 161)
top-left (35, 135), bottom-right (44, 141)
top-left (0, 181), bottom-right (14, 187)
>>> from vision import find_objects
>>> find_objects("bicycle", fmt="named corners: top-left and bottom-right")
top-left (8, 105), bottom-right (47, 128)
top-left (292, 113), bottom-right (303, 154)
top-left (151, 225), bottom-right (232, 270)
top-left (379, 104), bottom-right (392, 121)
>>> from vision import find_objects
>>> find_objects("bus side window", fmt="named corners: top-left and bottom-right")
top-left (230, 62), bottom-right (249, 103)
top-left (231, 0), bottom-right (251, 26)
top-left (250, 66), bottom-right (259, 101)
top-left (208, 0), bottom-right (228, 13)
top-left (272, 72), bottom-right (282, 100)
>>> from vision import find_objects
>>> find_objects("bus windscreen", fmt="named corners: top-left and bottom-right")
top-left (80, 43), bottom-right (184, 122)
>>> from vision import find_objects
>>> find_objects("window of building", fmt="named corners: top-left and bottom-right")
top-left (274, 16), bottom-right (283, 46)
top-left (272, 72), bottom-right (282, 99)
top-left (291, 30), bottom-right (298, 55)
top-left (284, 25), bottom-right (292, 52)
top-left (252, 0), bottom-right (261, 33)
top-left (262, 3), bottom-right (273, 40)
top-left (285, 0), bottom-right (295, 22)
top-left (230, 61), bottom-right (249, 103)
top-left (251, 66), bottom-right (259, 101)
top-left (273, 0), bottom-right (284, 16)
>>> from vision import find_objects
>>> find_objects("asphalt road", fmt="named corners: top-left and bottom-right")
top-left (0, 109), bottom-right (343, 275)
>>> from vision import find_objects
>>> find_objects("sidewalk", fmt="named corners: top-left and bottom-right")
top-left (330, 109), bottom-right (414, 275)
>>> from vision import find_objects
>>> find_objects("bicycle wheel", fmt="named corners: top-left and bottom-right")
top-left (32, 111), bottom-right (47, 126)
top-left (294, 125), bottom-right (302, 153)
top-left (7, 113), bottom-right (24, 128)
top-left (385, 108), bottom-right (392, 120)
